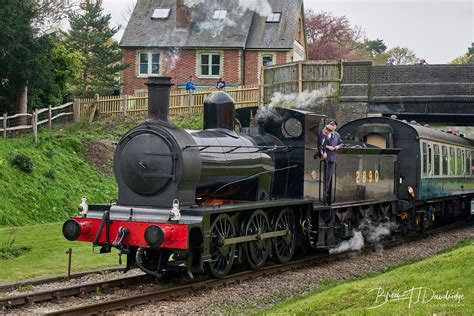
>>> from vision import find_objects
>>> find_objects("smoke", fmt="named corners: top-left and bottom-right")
top-left (329, 221), bottom-right (393, 254)
top-left (329, 231), bottom-right (364, 254)
top-left (185, 0), bottom-right (272, 16)
top-left (255, 87), bottom-right (335, 122)
top-left (359, 221), bottom-right (393, 243)
top-left (237, 0), bottom-right (273, 17)
top-left (184, 0), bottom-right (273, 38)
top-left (162, 48), bottom-right (181, 73)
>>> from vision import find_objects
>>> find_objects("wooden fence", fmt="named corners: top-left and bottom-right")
top-left (262, 60), bottom-right (342, 104)
top-left (0, 102), bottom-right (74, 142)
top-left (76, 85), bottom-right (260, 120)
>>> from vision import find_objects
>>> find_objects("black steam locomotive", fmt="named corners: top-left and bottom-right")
top-left (63, 77), bottom-right (474, 278)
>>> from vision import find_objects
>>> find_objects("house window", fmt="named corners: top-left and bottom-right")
top-left (138, 52), bottom-right (160, 76)
top-left (199, 53), bottom-right (221, 77)
top-left (442, 145), bottom-right (448, 176)
top-left (266, 12), bottom-right (281, 23)
top-left (262, 54), bottom-right (274, 66)
top-left (152, 8), bottom-right (170, 19)
top-left (213, 9), bottom-right (227, 19)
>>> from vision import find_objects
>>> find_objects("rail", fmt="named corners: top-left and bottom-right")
top-left (5, 219), bottom-right (463, 315)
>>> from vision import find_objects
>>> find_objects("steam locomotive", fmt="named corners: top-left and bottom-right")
top-left (63, 77), bottom-right (474, 278)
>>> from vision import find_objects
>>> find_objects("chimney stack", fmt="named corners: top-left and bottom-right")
top-left (176, 0), bottom-right (191, 28)
top-left (145, 76), bottom-right (173, 122)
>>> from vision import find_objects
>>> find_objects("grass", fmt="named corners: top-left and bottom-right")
top-left (0, 114), bottom-right (203, 227)
top-left (0, 223), bottom-right (119, 282)
top-left (0, 113), bottom-right (204, 281)
top-left (262, 239), bottom-right (474, 315)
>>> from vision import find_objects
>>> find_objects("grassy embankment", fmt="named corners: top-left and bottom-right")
top-left (263, 239), bottom-right (473, 315)
top-left (0, 114), bottom-right (202, 282)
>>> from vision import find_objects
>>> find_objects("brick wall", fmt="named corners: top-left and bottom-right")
top-left (122, 48), bottom-right (294, 93)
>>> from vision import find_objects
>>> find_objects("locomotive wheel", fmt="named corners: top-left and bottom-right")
top-left (244, 209), bottom-right (270, 270)
top-left (208, 214), bottom-right (236, 278)
top-left (273, 208), bottom-right (297, 264)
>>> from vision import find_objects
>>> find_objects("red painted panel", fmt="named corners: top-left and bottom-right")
top-left (71, 218), bottom-right (189, 249)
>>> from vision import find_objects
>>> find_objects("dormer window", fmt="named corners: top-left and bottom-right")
top-left (213, 9), bottom-right (227, 19)
top-left (152, 8), bottom-right (170, 19)
top-left (266, 12), bottom-right (281, 23)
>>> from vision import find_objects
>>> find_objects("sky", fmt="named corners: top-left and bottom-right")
top-left (101, 0), bottom-right (473, 64)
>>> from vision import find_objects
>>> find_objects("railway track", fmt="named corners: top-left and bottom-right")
top-left (0, 267), bottom-right (125, 293)
top-left (1, 220), bottom-right (469, 314)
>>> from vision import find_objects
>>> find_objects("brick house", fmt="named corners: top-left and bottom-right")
top-left (120, 0), bottom-right (307, 94)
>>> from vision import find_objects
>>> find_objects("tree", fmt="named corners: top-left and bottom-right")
top-left (65, 0), bottom-right (128, 97)
top-left (305, 10), bottom-right (364, 60)
top-left (374, 46), bottom-right (418, 65)
top-left (0, 0), bottom-right (77, 114)
top-left (360, 39), bottom-right (387, 58)
top-left (449, 44), bottom-right (474, 64)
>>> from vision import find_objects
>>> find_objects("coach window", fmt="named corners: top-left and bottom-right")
top-left (433, 144), bottom-right (440, 176)
top-left (466, 151), bottom-right (471, 176)
top-left (456, 149), bottom-right (462, 176)
top-left (450, 147), bottom-right (456, 175)
top-left (442, 146), bottom-right (448, 176)
top-left (422, 142), bottom-right (428, 176)
top-left (471, 151), bottom-right (474, 175)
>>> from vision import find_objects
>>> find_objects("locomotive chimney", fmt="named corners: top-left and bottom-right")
top-left (146, 76), bottom-right (173, 122)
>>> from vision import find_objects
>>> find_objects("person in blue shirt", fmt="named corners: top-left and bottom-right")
top-left (185, 76), bottom-right (196, 92)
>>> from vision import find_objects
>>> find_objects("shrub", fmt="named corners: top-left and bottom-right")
top-left (11, 154), bottom-right (35, 173)
top-left (0, 229), bottom-right (31, 260)
top-left (43, 169), bottom-right (56, 180)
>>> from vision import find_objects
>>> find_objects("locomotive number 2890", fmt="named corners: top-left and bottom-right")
top-left (355, 169), bottom-right (380, 184)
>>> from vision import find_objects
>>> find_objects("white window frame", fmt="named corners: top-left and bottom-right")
top-left (152, 8), bottom-right (170, 19)
top-left (197, 51), bottom-right (222, 78)
top-left (137, 52), bottom-right (161, 77)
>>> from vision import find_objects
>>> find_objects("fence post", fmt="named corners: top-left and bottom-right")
top-left (32, 110), bottom-right (38, 144)
top-left (89, 94), bottom-right (99, 123)
top-left (188, 90), bottom-right (193, 113)
top-left (73, 99), bottom-right (80, 122)
top-left (123, 95), bottom-right (128, 116)
top-left (48, 105), bottom-right (52, 130)
top-left (3, 113), bottom-right (7, 139)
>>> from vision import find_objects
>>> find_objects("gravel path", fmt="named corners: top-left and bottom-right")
top-left (4, 225), bottom-right (473, 315)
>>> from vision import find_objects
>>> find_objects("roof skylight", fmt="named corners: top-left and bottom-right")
top-left (266, 12), bottom-right (282, 23)
top-left (213, 9), bottom-right (227, 19)
top-left (152, 8), bottom-right (171, 19)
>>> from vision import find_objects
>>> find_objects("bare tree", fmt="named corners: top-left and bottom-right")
top-left (120, 0), bottom-right (137, 27)
top-left (32, 0), bottom-right (79, 35)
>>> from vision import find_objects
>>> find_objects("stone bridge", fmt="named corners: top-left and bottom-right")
top-left (340, 62), bottom-right (474, 125)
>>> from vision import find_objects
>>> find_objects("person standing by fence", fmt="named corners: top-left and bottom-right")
top-left (216, 77), bottom-right (226, 90)
top-left (185, 76), bottom-right (196, 112)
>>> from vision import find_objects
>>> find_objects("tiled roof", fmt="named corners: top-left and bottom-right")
top-left (120, 0), bottom-right (303, 50)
